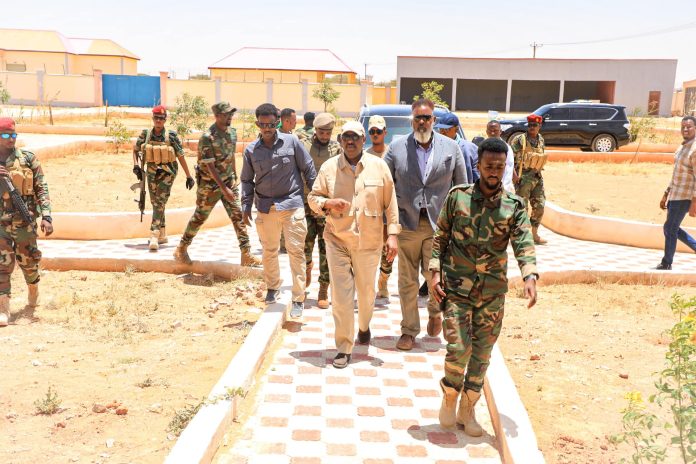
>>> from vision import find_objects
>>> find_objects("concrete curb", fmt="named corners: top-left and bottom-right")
top-left (164, 291), bottom-right (290, 464)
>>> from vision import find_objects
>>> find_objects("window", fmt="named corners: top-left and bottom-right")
top-left (544, 108), bottom-right (570, 120)
top-left (569, 108), bottom-right (594, 120)
top-left (590, 108), bottom-right (618, 120)
top-left (6, 63), bottom-right (26, 72)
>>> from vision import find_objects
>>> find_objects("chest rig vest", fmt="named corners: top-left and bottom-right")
top-left (519, 134), bottom-right (547, 171)
top-left (4, 153), bottom-right (34, 199)
top-left (143, 130), bottom-right (176, 164)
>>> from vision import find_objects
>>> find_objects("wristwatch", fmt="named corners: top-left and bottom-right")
top-left (42, 216), bottom-right (52, 223)
top-left (523, 274), bottom-right (537, 282)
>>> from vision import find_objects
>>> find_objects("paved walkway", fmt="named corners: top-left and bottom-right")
top-left (37, 225), bottom-right (696, 464)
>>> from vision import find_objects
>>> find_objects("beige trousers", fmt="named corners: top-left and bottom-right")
top-left (397, 214), bottom-right (439, 337)
top-left (326, 241), bottom-right (381, 354)
top-left (255, 206), bottom-right (307, 302)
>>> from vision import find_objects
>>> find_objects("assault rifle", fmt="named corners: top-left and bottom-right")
top-left (130, 152), bottom-right (146, 222)
top-left (0, 176), bottom-right (36, 232)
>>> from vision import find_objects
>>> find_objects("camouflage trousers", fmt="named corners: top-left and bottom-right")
top-left (305, 212), bottom-right (329, 285)
top-left (147, 163), bottom-right (177, 232)
top-left (180, 180), bottom-right (250, 251)
top-left (515, 170), bottom-right (545, 228)
top-left (0, 221), bottom-right (41, 296)
top-left (442, 284), bottom-right (505, 393)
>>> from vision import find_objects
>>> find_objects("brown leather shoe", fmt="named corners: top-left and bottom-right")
top-left (427, 315), bottom-right (443, 337)
top-left (396, 334), bottom-right (414, 351)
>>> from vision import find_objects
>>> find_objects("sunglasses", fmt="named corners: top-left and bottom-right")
top-left (256, 121), bottom-right (277, 129)
top-left (369, 128), bottom-right (384, 135)
top-left (413, 115), bottom-right (433, 122)
top-left (0, 133), bottom-right (17, 139)
top-left (153, 116), bottom-right (167, 121)
top-left (341, 133), bottom-right (361, 142)
top-left (528, 123), bottom-right (540, 127)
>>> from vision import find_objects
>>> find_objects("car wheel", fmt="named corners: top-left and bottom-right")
top-left (507, 131), bottom-right (524, 144)
top-left (592, 134), bottom-right (616, 152)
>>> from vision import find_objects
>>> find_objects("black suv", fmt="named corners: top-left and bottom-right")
top-left (357, 104), bottom-right (465, 147)
top-left (498, 102), bottom-right (631, 152)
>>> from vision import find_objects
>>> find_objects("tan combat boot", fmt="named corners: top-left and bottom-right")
top-left (305, 261), bottom-right (313, 287)
top-left (377, 271), bottom-right (390, 299)
top-left (240, 249), bottom-right (262, 267)
top-left (173, 242), bottom-right (192, 264)
top-left (532, 226), bottom-right (547, 245)
top-left (158, 227), bottom-right (168, 245)
top-left (317, 282), bottom-right (329, 309)
top-left (0, 294), bottom-right (9, 327)
top-left (28, 283), bottom-right (39, 307)
top-left (457, 389), bottom-right (483, 437)
top-left (439, 380), bottom-right (460, 429)
top-left (148, 230), bottom-right (159, 251)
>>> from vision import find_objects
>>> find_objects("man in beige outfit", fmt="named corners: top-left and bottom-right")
top-left (308, 121), bottom-right (400, 369)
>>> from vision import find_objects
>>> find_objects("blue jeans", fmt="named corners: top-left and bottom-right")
top-left (662, 200), bottom-right (696, 266)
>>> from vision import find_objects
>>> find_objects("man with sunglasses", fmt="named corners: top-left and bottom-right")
top-left (0, 118), bottom-right (53, 326)
top-left (174, 102), bottom-right (261, 268)
top-left (301, 113), bottom-right (342, 309)
top-left (383, 98), bottom-right (468, 351)
top-left (308, 121), bottom-right (399, 368)
top-left (510, 114), bottom-right (548, 245)
top-left (241, 103), bottom-right (316, 318)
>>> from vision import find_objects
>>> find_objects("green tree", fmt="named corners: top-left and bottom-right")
top-left (170, 93), bottom-right (209, 142)
top-left (0, 82), bottom-right (10, 106)
top-left (414, 81), bottom-right (449, 109)
top-left (106, 119), bottom-right (131, 154)
top-left (312, 82), bottom-right (340, 112)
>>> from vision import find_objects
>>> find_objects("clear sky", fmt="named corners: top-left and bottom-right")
top-left (5, 0), bottom-right (696, 87)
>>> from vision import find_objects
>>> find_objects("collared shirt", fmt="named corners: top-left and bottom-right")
top-left (241, 131), bottom-right (316, 214)
top-left (667, 138), bottom-right (696, 201)
top-left (198, 124), bottom-right (237, 182)
top-left (366, 144), bottom-right (389, 158)
top-left (414, 137), bottom-right (433, 182)
top-left (308, 152), bottom-right (400, 250)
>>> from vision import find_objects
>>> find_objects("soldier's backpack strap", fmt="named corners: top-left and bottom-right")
top-left (519, 133), bottom-right (527, 153)
top-left (143, 129), bottom-right (151, 147)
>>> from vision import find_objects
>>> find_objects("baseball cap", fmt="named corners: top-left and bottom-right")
top-left (340, 121), bottom-right (365, 137)
top-left (211, 101), bottom-right (237, 115)
top-left (368, 115), bottom-right (386, 130)
top-left (433, 112), bottom-right (459, 130)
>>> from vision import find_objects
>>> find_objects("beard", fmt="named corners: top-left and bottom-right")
top-left (414, 127), bottom-right (432, 144)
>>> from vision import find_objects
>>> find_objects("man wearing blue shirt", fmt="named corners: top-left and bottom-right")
top-left (434, 113), bottom-right (479, 183)
top-left (241, 103), bottom-right (317, 318)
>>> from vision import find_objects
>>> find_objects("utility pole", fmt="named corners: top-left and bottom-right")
top-left (530, 42), bottom-right (543, 58)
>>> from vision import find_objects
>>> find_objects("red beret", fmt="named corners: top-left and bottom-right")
top-left (0, 117), bottom-right (15, 132)
top-left (152, 105), bottom-right (167, 116)
top-left (527, 114), bottom-right (543, 124)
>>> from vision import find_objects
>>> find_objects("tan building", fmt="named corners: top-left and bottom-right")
top-left (209, 47), bottom-right (357, 84)
top-left (0, 28), bottom-right (139, 76)
top-left (673, 79), bottom-right (696, 116)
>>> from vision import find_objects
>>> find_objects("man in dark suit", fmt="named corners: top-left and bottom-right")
top-left (383, 98), bottom-right (468, 350)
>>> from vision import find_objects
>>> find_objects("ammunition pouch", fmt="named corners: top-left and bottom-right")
top-left (519, 134), bottom-right (547, 171)
top-left (7, 157), bottom-right (34, 197)
top-left (142, 130), bottom-right (176, 165)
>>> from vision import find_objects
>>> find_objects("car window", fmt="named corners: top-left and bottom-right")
top-left (569, 108), bottom-right (595, 120)
top-left (544, 108), bottom-right (570, 121)
top-left (361, 116), bottom-right (412, 146)
top-left (590, 108), bottom-right (618, 120)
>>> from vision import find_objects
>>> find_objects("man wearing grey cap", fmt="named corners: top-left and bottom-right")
top-left (174, 101), bottom-right (261, 268)
top-left (241, 103), bottom-right (317, 318)
top-left (302, 112), bottom-right (342, 309)
top-left (308, 121), bottom-right (400, 368)
top-left (384, 98), bottom-right (468, 351)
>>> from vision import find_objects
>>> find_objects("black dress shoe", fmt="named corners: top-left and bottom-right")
top-left (332, 353), bottom-right (351, 369)
top-left (655, 263), bottom-right (672, 270)
top-left (357, 328), bottom-right (371, 345)
top-left (418, 281), bottom-right (429, 297)
top-left (265, 289), bottom-right (279, 303)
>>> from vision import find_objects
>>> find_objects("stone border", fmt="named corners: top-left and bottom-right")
top-left (164, 291), bottom-right (290, 464)
top-left (542, 201), bottom-right (696, 253)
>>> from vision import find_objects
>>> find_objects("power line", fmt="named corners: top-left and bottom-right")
top-left (544, 18), bottom-right (696, 47)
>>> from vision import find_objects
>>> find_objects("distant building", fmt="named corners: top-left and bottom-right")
top-left (209, 47), bottom-right (357, 84)
top-left (673, 79), bottom-right (696, 116)
top-left (397, 56), bottom-right (677, 116)
top-left (0, 28), bottom-right (139, 75)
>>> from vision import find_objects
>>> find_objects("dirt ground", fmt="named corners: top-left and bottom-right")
top-left (500, 282), bottom-right (694, 464)
top-left (542, 161), bottom-right (696, 227)
top-left (0, 269), bottom-right (264, 464)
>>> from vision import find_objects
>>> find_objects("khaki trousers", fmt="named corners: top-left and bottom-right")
top-left (255, 206), bottom-right (307, 302)
top-left (326, 241), bottom-right (381, 354)
top-left (398, 214), bottom-right (439, 337)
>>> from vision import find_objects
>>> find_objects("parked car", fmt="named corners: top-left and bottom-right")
top-left (357, 104), bottom-right (466, 147)
top-left (498, 102), bottom-right (631, 152)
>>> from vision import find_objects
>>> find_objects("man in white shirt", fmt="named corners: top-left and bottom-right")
top-left (485, 120), bottom-right (515, 193)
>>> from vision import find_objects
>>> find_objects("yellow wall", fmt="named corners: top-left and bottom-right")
top-left (209, 68), bottom-right (357, 84)
top-left (44, 74), bottom-right (94, 104)
top-left (0, 71), bottom-right (37, 101)
top-left (307, 83), bottom-right (362, 114)
top-left (166, 78), bottom-right (216, 107)
top-left (2, 51), bottom-right (67, 74)
top-left (73, 55), bottom-right (138, 75)
top-left (370, 86), bottom-right (397, 105)
top-left (272, 83), bottom-right (303, 111)
top-left (1, 50), bottom-right (137, 76)
top-left (221, 81), bottom-right (267, 110)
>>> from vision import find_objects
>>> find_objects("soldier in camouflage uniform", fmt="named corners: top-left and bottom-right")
top-left (302, 113), bottom-right (342, 309)
top-left (0, 118), bottom-right (53, 326)
top-left (174, 102), bottom-right (261, 267)
top-left (295, 112), bottom-right (315, 141)
top-left (510, 114), bottom-right (548, 244)
top-left (133, 105), bottom-right (195, 251)
top-left (430, 137), bottom-right (538, 435)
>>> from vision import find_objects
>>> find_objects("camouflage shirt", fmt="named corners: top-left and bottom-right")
top-left (198, 123), bottom-right (238, 183)
top-left (429, 182), bottom-right (538, 298)
top-left (135, 128), bottom-right (184, 176)
top-left (510, 132), bottom-right (545, 169)
top-left (296, 126), bottom-right (315, 141)
top-left (1, 148), bottom-right (51, 220)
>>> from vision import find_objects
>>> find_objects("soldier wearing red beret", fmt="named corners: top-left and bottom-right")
top-left (133, 105), bottom-right (194, 251)
top-left (0, 118), bottom-right (53, 326)
top-left (510, 113), bottom-right (548, 244)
